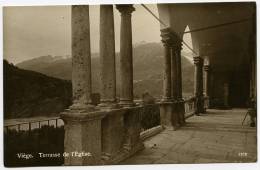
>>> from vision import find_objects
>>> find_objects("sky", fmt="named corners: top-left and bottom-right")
top-left (3, 4), bottom-right (192, 64)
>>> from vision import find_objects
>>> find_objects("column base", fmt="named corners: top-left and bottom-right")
top-left (194, 95), bottom-right (205, 115)
top-left (60, 109), bottom-right (105, 165)
top-left (177, 99), bottom-right (186, 126)
top-left (159, 101), bottom-right (180, 130)
top-left (203, 96), bottom-right (209, 110)
top-left (98, 102), bottom-right (120, 110)
top-left (160, 97), bottom-right (172, 102)
top-left (101, 106), bottom-right (144, 164)
top-left (119, 99), bottom-right (135, 107)
top-left (101, 108), bottom-right (125, 162)
top-left (69, 102), bottom-right (96, 111)
top-left (123, 106), bottom-right (143, 145)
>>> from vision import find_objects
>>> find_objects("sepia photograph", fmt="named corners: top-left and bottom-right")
top-left (2, 0), bottom-right (258, 168)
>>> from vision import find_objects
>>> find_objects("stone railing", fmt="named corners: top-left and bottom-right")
top-left (99, 106), bottom-right (144, 165)
top-left (139, 103), bottom-right (160, 131)
top-left (138, 102), bottom-right (163, 141)
top-left (4, 96), bottom-right (205, 166)
top-left (4, 102), bottom-right (164, 166)
top-left (184, 97), bottom-right (195, 118)
top-left (183, 96), bottom-right (210, 117)
top-left (100, 102), bottom-right (163, 164)
top-left (61, 103), bottom-right (156, 165)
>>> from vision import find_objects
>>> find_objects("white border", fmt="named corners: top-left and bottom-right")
top-left (0, 0), bottom-right (258, 6)
top-left (0, 1), bottom-right (259, 170)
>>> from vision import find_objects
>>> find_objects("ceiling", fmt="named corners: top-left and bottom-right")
top-left (157, 2), bottom-right (255, 72)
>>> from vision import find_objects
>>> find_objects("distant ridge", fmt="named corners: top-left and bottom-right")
top-left (4, 60), bottom-right (72, 119)
top-left (16, 42), bottom-right (194, 98)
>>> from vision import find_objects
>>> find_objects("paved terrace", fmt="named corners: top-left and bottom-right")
top-left (121, 109), bottom-right (257, 164)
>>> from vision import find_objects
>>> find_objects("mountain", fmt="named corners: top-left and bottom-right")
top-left (4, 60), bottom-right (72, 119)
top-left (16, 42), bottom-right (194, 98)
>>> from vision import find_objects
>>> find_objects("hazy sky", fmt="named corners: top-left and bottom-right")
top-left (3, 4), bottom-right (192, 64)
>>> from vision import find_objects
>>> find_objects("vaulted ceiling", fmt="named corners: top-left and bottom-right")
top-left (157, 2), bottom-right (255, 72)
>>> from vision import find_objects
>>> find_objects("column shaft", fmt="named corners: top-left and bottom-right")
top-left (194, 57), bottom-right (203, 96)
top-left (204, 65), bottom-right (210, 97)
top-left (175, 43), bottom-right (185, 125)
top-left (99, 5), bottom-right (117, 107)
top-left (117, 5), bottom-right (135, 106)
top-left (162, 45), bottom-right (172, 100)
top-left (193, 56), bottom-right (204, 114)
top-left (71, 5), bottom-right (92, 109)
top-left (247, 5), bottom-right (256, 127)
top-left (160, 28), bottom-right (172, 101)
top-left (176, 45), bottom-right (183, 100)
top-left (171, 47), bottom-right (178, 100)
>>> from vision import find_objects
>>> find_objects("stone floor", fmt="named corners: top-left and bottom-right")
top-left (121, 109), bottom-right (257, 164)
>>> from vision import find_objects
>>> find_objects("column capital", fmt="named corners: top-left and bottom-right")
top-left (116, 4), bottom-right (135, 15)
top-left (160, 28), bottom-right (172, 47)
top-left (160, 28), bottom-right (182, 49)
top-left (193, 56), bottom-right (203, 65)
top-left (203, 65), bottom-right (210, 71)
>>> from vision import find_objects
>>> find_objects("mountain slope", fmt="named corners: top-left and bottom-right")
top-left (4, 60), bottom-right (72, 119)
top-left (16, 42), bottom-right (194, 98)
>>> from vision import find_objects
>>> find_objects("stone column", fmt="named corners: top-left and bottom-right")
top-left (171, 46), bottom-right (178, 101)
top-left (116, 5), bottom-right (135, 107)
top-left (99, 5), bottom-right (117, 108)
top-left (159, 28), bottom-right (173, 129)
top-left (193, 56), bottom-right (204, 115)
top-left (60, 6), bottom-right (105, 166)
top-left (159, 28), bottom-right (179, 130)
top-left (70, 5), bottom-right (93, 110)
top-left (176, 47), bottom-right (183, 100)
top-left (175, 41), bottom-right (185, 125)
top-left (203, 65), bottom-right (210, 97)
top-left (115, 4), bottom-right (145, 159)
top-left (249, 6), bottom-right (256, 107)
top-left (247, 6), bottom-right (256, 127)
top-left (204, 64), bottom-right (210, 108)
top-left (160, 28), bottom-right (172, 102)
top-left (170, 38), bottom-right (182, 127)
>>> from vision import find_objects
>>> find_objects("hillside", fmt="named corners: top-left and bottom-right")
top-left (16, 42), bottom-right (194, 98)
top-left (4, 60), bottom-right (72, 119)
